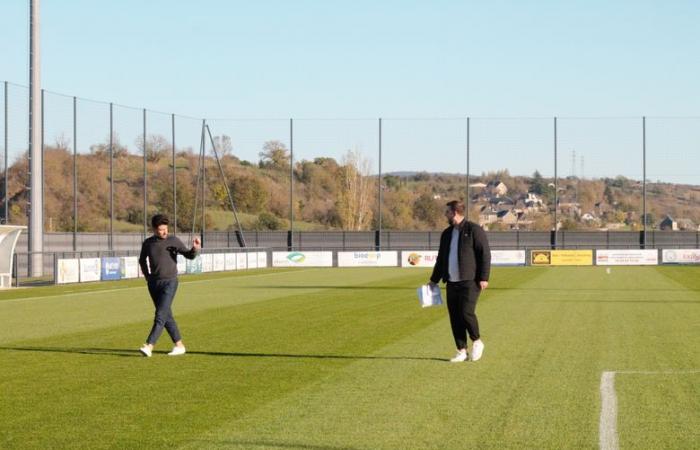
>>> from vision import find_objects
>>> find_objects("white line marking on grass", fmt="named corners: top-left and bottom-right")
top-left (599, 369), bottom-right (700, 450)
top-left (599, 371), bottom-right (619, 450)
top-left (0, 269), bottom-right (321, 304)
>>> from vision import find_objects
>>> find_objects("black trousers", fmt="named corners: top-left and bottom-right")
top-left (146, 278), bottom-right (181, 345)
top-left (446, 280), bottom-right (481, 350)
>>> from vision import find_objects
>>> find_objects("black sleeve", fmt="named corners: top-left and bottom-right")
top-left (172, 237), bottom-right (200, 260)
top-left (473, 225), bottom-right (491, 282)
top-left (430, 230), bottom-right (447, 283)
top-left (138, 240), bottom-right (150, 280)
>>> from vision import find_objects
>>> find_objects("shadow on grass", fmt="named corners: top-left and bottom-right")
top-left (242, 285), bottom-right (410, 290)
top-left (183, 439), bottom-right (359, 449)
top-left (0, 346), bottom-right (447, 362)
top-left (487, 287), bottom-right (699, 292)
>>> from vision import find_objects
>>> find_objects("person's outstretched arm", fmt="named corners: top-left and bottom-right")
top-left (174, 237), bottom-right (201, 260)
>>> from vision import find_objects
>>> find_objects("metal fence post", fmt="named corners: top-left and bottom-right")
top-left (172, 113), bottom-right (177, 233)
top-left (73, 96), bottom-right (77, 250)
top-left (288, 118), bottom-right (293, 251)
top-left (642, 116), bottom-right (647, 249)
top-left (109, 102), bottom-right (113, 250)
top-left (466, 117), bottom-right (470, 220)
top-left (377, 117), bottom-right (382, 250)
top-left (143, 108), bottom-right (147, 237)
top-left (3, 81), bottom-right (8, 224)
top-left (553, 116), bottom-right (558, 249)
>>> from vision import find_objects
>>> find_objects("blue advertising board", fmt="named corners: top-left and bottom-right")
top-left (101, 257), bottom-right (122, 281)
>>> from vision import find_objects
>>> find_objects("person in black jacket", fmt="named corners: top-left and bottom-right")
top-left (138, 214), bottom-right (200, 357)
top-left (429, 200), bottom-right (491, 362)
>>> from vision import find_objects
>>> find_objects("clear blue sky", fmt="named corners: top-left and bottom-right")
top-left (1, 0), bottom-right (699, 180)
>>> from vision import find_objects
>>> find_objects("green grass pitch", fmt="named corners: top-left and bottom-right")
top-left (1, 266), bottom-right (698, 449)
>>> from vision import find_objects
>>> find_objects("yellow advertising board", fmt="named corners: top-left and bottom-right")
top-left (530, 250), bottom-right (593, 266)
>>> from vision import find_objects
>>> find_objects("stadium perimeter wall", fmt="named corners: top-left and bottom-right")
top-left (14, 230), bottom-right (700, 253)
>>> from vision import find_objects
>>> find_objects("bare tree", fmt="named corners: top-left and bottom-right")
top-left (338, 149), bottom-right (374, 230)
top-left (212, 134), bottom-right (233, 157)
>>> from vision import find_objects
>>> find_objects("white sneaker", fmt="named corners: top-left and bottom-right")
top-left (471, 339), bottom-right (485, 361)
top-left (139, 345), bottom-right (152, 357)
top-left (168, 346), bottom-right (186, 356)
top-left (450, 349), bottom-right (468, 362)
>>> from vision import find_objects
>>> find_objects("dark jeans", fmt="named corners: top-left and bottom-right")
top-left (146, 278), bottom-right (181, 345)
top-left (446, 280), bottom-right (481, 350)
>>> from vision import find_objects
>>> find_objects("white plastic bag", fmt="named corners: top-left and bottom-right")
top-left (417, 284), bottom-right (443, 308)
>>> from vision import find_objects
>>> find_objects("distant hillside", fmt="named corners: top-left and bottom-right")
top-left (2, 138), bottom-right (698, 232)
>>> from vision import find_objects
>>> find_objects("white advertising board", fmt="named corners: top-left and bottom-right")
top-left (401, 251), bottom-right (438, 268)
top-left (56, 259), bottom-right (80, 284)
top-left (596, 249), bottom-right (658, 266)
top-left (257, 252), bottom-right (268, 268)
top-left (176, 254), bottom-right (187, 274)
top-left (273, 251), bottom-right (333, 267)
top-left (662, 249), bottom-right (700, 264)
top-left (120, 256), bottom-right (140, 279)
top-left (247, 252), bottom-right (259, 269)
top-left (201, 254), bottom-right (213, 272)
top-left (212, 253), bottom-right (226, 272)
top-left (237, 253), bottom-right (247, 270)
top-left (492, 250), bottom-right (527, 266)
top-left (337, 251), bottom-right (398, 267)
top-left (224, 253), bottom-right (238, 271)
top-left (79, 258), bottom-right (101, 282)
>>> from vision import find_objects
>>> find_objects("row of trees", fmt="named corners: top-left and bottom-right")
top-left (1, 133), bottom-right (697, 232)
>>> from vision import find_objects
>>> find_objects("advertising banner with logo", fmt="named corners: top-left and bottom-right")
top-left (225, 253), bottom-right (238, 271)
top-left (530, 250), bottom-right (592, 266)
top-left (596, 249), bottom-right (658, 266)
top-left (662, 249), bottom-right (700, 264)
top-left (272, 251), bottom-right (333, 267)
top-left (56, 259), bottom-right (80, 284)
top-left (120, 256), bottom-right (140, 279)
top-left (337, 251), bottom-right (398, 267)
top-left (100, 257), bottom-right (122, 281)
top-left (212, 253), bottom-right (226, 272)
top-left (79, 258), bottom-right (101, 282)
top-left (492, 250), bottom-right (527, 266)
top-left (401, 251), bottom-right (438, 268)
top-left (186, 255), bottom-right (202, 274)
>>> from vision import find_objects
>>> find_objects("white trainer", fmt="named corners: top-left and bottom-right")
top-left (168, 346), bottom-right (186, 356)
top-left (471, 339), bottom-right (485, 361)
top-left (139, 345), bottom-right (152, 357)
top-left (450, 349), bottom-right (468, 362)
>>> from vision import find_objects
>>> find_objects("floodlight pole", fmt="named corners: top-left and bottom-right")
top-left (28, 0), bottom-right (44, 276)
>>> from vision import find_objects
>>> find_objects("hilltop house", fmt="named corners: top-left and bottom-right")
top-left (659, 215), bottom-right (677, 231)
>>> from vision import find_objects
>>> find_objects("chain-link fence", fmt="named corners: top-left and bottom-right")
top-left (3, 81), bottom-right (700, 253)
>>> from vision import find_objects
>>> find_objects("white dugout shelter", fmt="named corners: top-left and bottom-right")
top-left (0, 225), bottom-right (26, 288)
